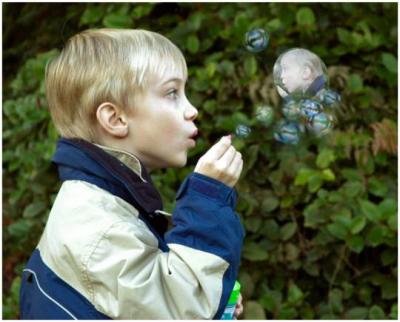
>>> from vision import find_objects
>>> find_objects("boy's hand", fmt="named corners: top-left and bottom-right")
top-left (194, 135), bottom-right (243, 187)
top-left (234, 293), bottom-right (243, 318)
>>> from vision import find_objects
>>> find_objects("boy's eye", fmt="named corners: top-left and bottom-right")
top-left (167, 89), bottom-right (178, 99)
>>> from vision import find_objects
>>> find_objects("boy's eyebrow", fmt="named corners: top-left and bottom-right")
top-left (161, 77), bottom-right (186, 85)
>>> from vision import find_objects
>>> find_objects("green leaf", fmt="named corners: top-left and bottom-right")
top-left (368, 177), bottom-right (388, 197)
top-left (102, 13), bottom-right (132, 28)
top-left (366, 225), bottom-right (386, 247)
top-left (245, 216), bottom-right (262, 233)
top-left (346, 235), bottom-right (364, 253)
top-left (243, 300), bottom-right (266, 319)
top-left (186, 35), bottom-right (200, 54)
top-left (280, 222), bottom-right (297, 241)
top-left (294, 168), bottom-right (315, 186)
top-left (342, 181), bottom-right (365, 198)
top-left (345, 307), bottom-right (369, 319)
top-left (379, 198), bottom-right (397, 219)
top-left (23, 201), bottom-right (47, 218)
top-left (80, 6), bottom-right (104, 25)
top-left (288, 282), bottom-right (304, 306)
top-left (350, 216), bottom-right (366, 234)
top-left (347, 74), bottom-right (364, 93)
top-left (261, 219), bottom-right (280, 241)
top-left (316, 148), bottom-right (335, 168)
top-left (382, 52), bottom-right (397, 73)
top-left (321, 169), bottom-right (335, 182)
top-left (244, 56), bottom-right (257, 77)
top-left (380, 249), bottom-right (397, 266)
top-left (278, 304), bottom-right (298, 319)
top-left (259, 289), bottom-right (282, 312)
top-left (381, 278), bottom-right (397, 299)
top-left (329, 288), bottom-right (344, 313)
top-left (360, 200), bottom-right (382, 222)
top-left (308, 174), bottom-right (323, 193)
top-left (261, 195), bottom-right (279, 212)
top-left (242, 241), bottom-right (269, 261)
top-left (296, 7), bottom-right (316, 26)
top-left (389, 303), bottom-right (398, 319)
top-left (7, 220), bottom-right (33, 237)
top-left (327, 221), bottom-right (348, 240)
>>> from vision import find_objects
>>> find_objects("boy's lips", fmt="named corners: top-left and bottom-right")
top-left (189, 129), bottom-right (198, 139)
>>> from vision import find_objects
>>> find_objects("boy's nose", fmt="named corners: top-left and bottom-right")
top-left (184, 104), bottom-right (198, 121)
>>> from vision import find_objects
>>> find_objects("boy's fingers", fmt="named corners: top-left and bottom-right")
top-left (218, 146), bottom-right (236, 166)
top-left (228, 152), bottom-right (243, 178)
top-left (204, 136), bottom-right (232, 160)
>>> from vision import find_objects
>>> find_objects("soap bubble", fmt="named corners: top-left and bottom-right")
top-left (319, 89), bottom-right (341, 107)
top-left (299, 99), bottom-right (324, 120)
top-left (273, 48), bottom-right (328, 99)
top-left (235, 124), bottom-right (252, 138)
top-left (255, 105), bottom-right (274, 127)
top-left (307, 112), bottom-right (334, 137)
top-left (282, 98), bottom-right (302, 121)
top-left (273, 121), bottom-right (301, 145)
top-left (245, 28), bottom-right (269, 53)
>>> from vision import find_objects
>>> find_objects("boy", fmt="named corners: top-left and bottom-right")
top-left (274, 48), bottom-right (327, 98)
top-left (19, 29), bottom-right (244, 319)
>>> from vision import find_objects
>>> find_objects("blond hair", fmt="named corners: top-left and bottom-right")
top-left (45, 28), bottom-right (187, 141)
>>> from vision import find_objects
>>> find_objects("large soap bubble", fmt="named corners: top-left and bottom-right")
top-left (245, 28), bottom-right (269, 53)
top-left (273, 48), bottom-right (328, 100)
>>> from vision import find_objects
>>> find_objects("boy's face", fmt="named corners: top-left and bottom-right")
top-left (279, 53), bottom-right (306, 95)
top-left (125, 67), bottom-right (198, 170)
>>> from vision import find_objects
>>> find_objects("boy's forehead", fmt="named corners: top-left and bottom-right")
top-left (149, 65), bottom-right (187, 85)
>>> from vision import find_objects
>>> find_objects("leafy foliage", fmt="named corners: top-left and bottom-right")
top-left (3, 2), bottom-right (397, 319)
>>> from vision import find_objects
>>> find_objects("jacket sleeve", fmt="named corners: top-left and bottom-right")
top-left (85, 173), bottom-right (245, 319)
top-left (165, 172), bottom-right (245, 318)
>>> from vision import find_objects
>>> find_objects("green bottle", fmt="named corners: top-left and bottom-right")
top-left (221, 281), bottom-right (241, 320)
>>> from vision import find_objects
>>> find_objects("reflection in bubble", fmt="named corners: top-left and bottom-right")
top-left (307, 112), bottom-right (334, 137)
top-left (273, 121), bottom-right (301, 145)
top-left (245, 28), bottom-right (269, 53)
top-left (273, 48), bottom-right (328, 99)
top-left (235, 124), bottom-right (252, 138)
top-left (255, 105), bottom-right (274, 127)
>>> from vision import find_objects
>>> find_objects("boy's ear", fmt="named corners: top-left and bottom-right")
top-left (302, 65), bottom-right (312, 80)
top-left (96, 102), bottom-right (129, 138)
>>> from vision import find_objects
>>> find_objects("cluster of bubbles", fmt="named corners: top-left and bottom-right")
top-left (272, 48), bottom-right (341, 144)
top-left (233, 35), bottom-right (341, 144)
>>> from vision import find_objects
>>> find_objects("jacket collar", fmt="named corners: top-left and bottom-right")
top-left (52, 138), bottom-right (163, 215)
top-left (94, 143), bottom-right (146, 182)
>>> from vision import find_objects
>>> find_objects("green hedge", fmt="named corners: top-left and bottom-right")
top-left (3, 3), bottom-right (397, 319)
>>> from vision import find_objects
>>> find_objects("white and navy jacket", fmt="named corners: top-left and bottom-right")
top-left (19, 138), bottom-right (244, 319)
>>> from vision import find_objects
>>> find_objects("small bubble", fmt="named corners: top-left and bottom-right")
top-left (299, 99), bottom-right (323, 120)
top-left (273, 121), bottom-right (301, 145)
top-left (307, 112), bottom-right (334, 137)
top-left (235, 124), bottom-right (252, 138)
top-left (245, 28), bottom-right (269, 53)
top-left (282, 98), bottom-right (302, 121)
top-left (255, 105), bottom-right (274, 127)
top-left (320, 89), bottom-right (341, 107)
